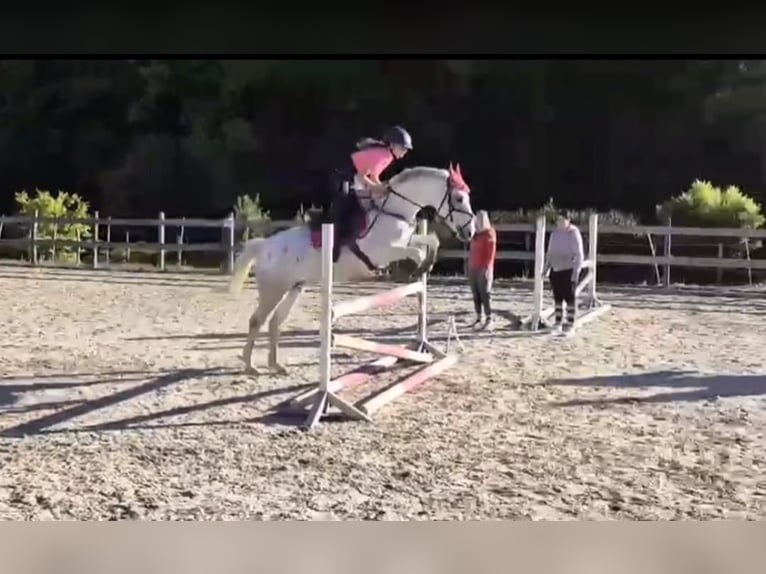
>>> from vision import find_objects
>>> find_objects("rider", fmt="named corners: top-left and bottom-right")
top-left (329, 125), bottom-right (413, 262)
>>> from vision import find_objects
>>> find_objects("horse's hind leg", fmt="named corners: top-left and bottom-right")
top-left (267, 283), bottom-right (305, 375)
top-left (242, 285), bottom-right (288, 374)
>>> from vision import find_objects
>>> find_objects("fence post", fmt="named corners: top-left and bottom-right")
top-left (226, 212), bottom-right (236, 274)
top-left (716, 243), bottom-right (724, 284)
top-left (663, 217), bottom-right (672, 288)
top-left (524, 232), bottom-right (531, 277)
top-left (158, 211), bottom-right (166, 271)
top-left (52, 218), bottom-right (58, 262)
top-left (106, 216), bottom-right (112, 265)
top-left (76, 228), bottom-right (82, 265)
top-left (31, 209), bottom-right (39, 265)
top-left (177, 216), bottom-right (186, 267)
top-left (93, 210), bottom-right (100, 269)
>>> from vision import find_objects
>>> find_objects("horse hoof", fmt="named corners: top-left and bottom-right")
top-left (270, 363), bottom-right (289, 376)
top-left (240, 355), bottom-right (258, 375)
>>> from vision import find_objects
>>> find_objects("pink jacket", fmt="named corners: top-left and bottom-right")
top-left (350, 146), bottom-right (394, 181)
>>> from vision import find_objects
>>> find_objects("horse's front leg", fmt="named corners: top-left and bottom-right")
top-left (409, 233), bottom-right (440, 274)
top-left (388, 245), bottom-right (427, 273)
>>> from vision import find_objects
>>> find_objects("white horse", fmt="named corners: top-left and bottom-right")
top-left (227, 163), bottom-right (476, 374)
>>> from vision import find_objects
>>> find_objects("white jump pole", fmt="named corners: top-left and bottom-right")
top-left (587, 212), bottom-right (599, 307)
top-left (301, 223), bottom-right (372, 431)
top-left (289, 219), bottom-right (454, 430)
top-left (574, 212), bottom-right (612, 326)
top-left (529, 214), bottom-right (546, 331)
top-left (523, 213), bottom-right (611, 330)
top-left (416, 218), bottom-right (428, 343)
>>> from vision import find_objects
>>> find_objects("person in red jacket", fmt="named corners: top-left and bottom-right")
top-left (467, 210), bottom-right (497, 328)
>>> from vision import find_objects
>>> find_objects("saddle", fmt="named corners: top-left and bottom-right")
top-left (306, 207), bottom-right (332, 233)
top-left (306, 194), bottom-right (378, 272)
top-left (307, 192), bottom-right (368, 233)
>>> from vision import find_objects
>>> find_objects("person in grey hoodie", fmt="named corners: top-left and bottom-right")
top-left (543, 212), bottom-right (584, 332)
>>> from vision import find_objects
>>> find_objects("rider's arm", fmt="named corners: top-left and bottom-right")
top-left (361, 172), bottom-right (388, 201)
top-left (362, 172), bottom-right (382, 187)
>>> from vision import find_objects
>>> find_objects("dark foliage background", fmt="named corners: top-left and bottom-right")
top-left (2, 59), bottom-right (765, 221)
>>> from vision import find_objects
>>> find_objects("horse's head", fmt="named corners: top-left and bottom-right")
top-left (387, 164), bottom-right (476, 242)
top-left (437, 162), bottom-right (475, 242)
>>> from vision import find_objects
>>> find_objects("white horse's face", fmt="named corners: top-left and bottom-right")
top-left (439, 163), bottom-right (475, 242)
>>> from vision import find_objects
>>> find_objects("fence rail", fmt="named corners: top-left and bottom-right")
top-left (0, 212), bottom-right (764, 284)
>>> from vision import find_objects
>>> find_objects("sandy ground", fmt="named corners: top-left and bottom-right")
top-left (1, 263), bottom-right (766, 520)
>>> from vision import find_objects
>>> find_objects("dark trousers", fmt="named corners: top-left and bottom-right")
top-left (469, 268), bottom-right (493, 318)
top-left (330, 189), bottom-right (364, 261)
top-left (550, 268), bottom-right (576, 324)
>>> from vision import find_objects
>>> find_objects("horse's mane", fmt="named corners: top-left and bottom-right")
top-left (389, 166), bottom-right (448, 187)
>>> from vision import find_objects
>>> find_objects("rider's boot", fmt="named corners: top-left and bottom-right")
top-left (332, 216), bottom-right (347, 263)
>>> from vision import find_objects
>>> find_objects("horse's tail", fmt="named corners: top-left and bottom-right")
top-left (227, 238), bottom-right (266, 295)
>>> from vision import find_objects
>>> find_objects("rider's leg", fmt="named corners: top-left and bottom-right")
top-left (332, 190), bottom-right (353, 262)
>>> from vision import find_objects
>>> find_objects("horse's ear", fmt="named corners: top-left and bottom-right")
top-left (456, 163), bottom-right (463, 177)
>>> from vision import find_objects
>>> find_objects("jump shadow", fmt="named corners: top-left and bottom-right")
top-left (64, 382), bottom-right (313, 433)
top-left (0, 270), bottom-right (229, 290)
top-left (125, 318), bottom-right (454, 344)
top-left (621, 303), bottom-right (766, 316)
top-left (0, 372), bottom-right (157, 411)
top-left (0, 367), bottom-right (234, 438)
top-left (546, 370), bottom-right (766, 407)
top-left (126, 329), bottom-right (318, 342)
top-left (609, 292), bottom-right (766, 315)
top-left (602, 284), bottom-right (766, 300)
top-left (1, 369), bottom-right (158, 381)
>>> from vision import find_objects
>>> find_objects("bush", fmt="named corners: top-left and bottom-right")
top-left (657, 179), bottom-right (765, 228)
top-left (15, 189), bottom-right (92, 262)
top-left (233, 193), bottom-right (270, 241)
top-left (489, 198), bottom-right (639, 227)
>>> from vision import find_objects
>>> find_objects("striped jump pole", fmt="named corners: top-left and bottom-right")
top-left (332, 281), bottom-right (423, 319)
top-left (289, 219), bottom-right (455, 430)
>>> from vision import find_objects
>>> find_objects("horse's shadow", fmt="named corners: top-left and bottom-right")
top-left (545, 370), bottom-right (766, 407)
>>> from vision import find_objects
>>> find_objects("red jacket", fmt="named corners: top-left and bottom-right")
top-left (469, 227), bottom-right (497, 271)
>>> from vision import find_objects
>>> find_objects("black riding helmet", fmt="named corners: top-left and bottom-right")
top-left (383, 125), bottom-right (413, 150)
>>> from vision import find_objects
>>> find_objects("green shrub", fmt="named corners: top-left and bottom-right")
top-left (489, 198), bottom-right (639, 227)
top-left (657, 179), bottom-right (765, 228)
top-left (234, 193), bottom-right (270, 241)
top-left (15, 189), bottom-right (92, 262)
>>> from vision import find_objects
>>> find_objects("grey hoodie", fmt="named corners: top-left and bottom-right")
top-left (545, 224), bottom-right (584, 275)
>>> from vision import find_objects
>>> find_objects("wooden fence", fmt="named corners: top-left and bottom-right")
top-left (0, 212), bottom-right (294, 273)
top-left (1, 212), bottom-right (765, 285)
top-left (441, 220), bottom-right (766, 286)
